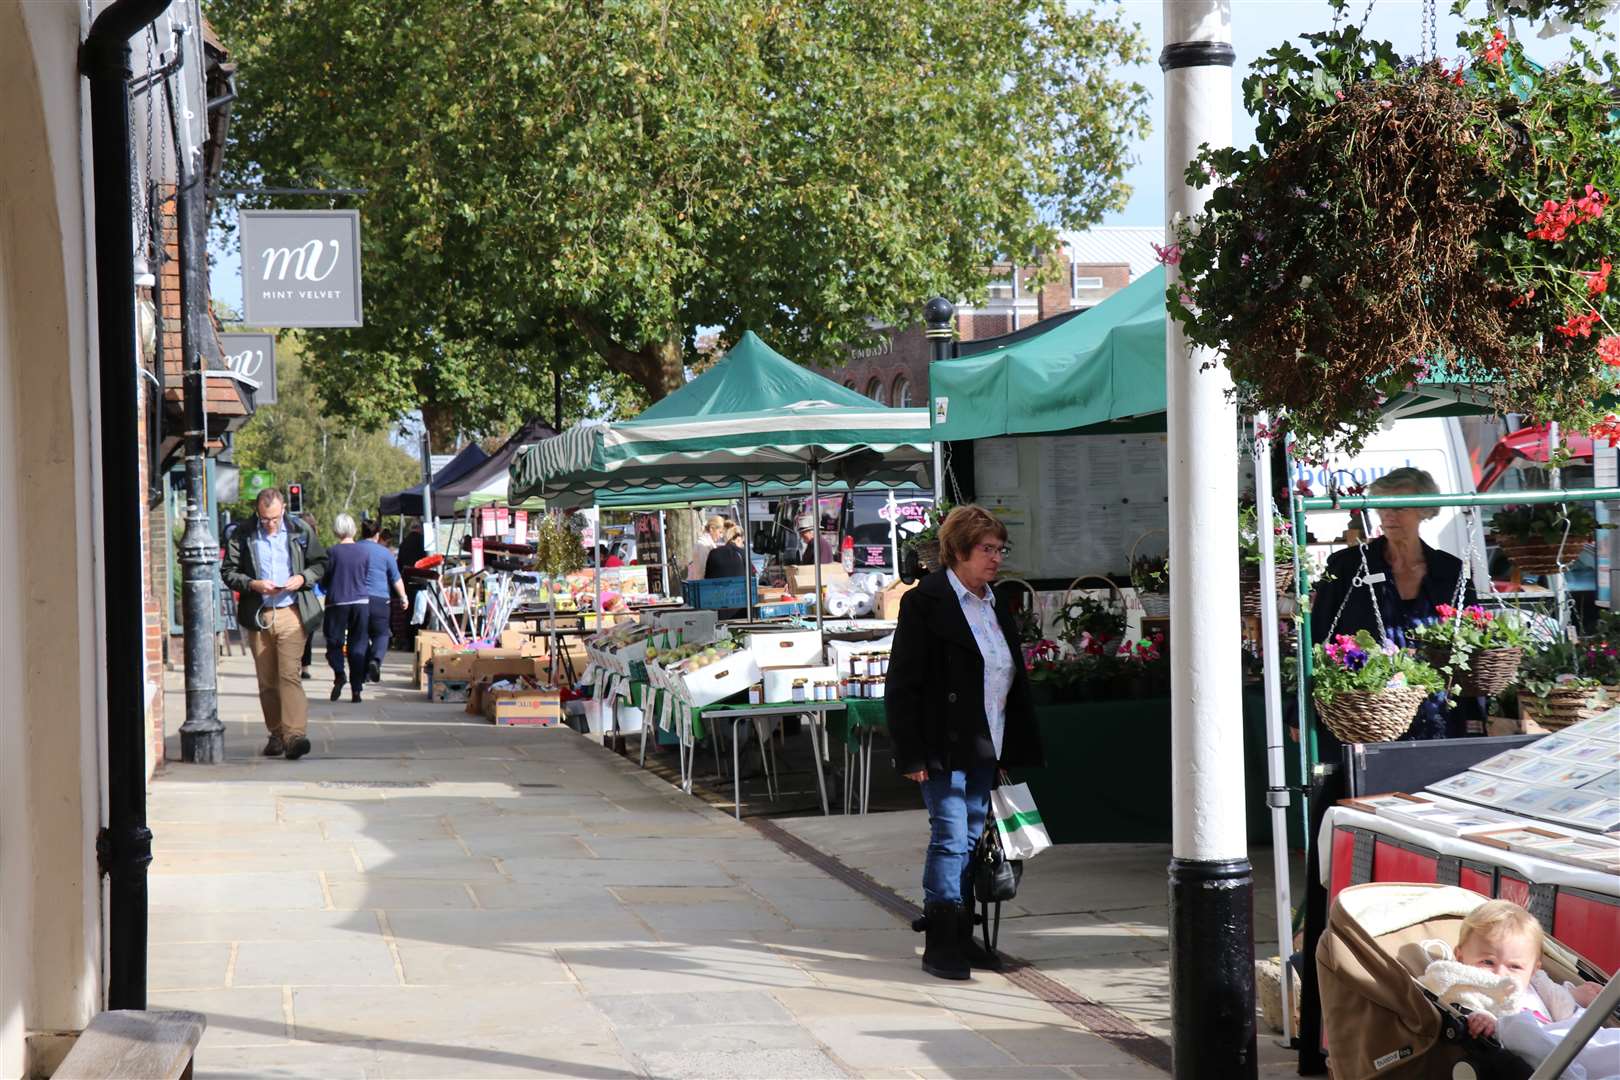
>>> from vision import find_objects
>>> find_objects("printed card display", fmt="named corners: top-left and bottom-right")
top-left (1577, 769), bottom-right (1619, 798)
top-left (1563, 796), bottom-right (1620, 834)
top-left (1473, 748), bottom-right (1540, 778)
top-left (1340, 792), bottom-right (1430, 815)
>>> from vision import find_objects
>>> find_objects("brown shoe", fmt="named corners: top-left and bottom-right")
top-left (284, 735), bottom-right (312, 761)
top-left (262, 734), bottom-right (285, 756)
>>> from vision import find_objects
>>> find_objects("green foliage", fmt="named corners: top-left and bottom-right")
top-left (533, 511), bottom-right (587, 579)
top-left (1130, 552), bottom-right (1168, 594)
top-left (1518, 636), bottom-right (1600, 697)
top-left (225, 338), bottom-right (421, 544)
top-left (1407, 604), bottom-right (1532, 651)
top-left (1312, 630), bottom-right (1444, 704)
top-left (1238, 503), bottom-right (1307, 568)
top-left (1167, 3), bottom-right (1620, 458)
top-left (210, 0), bottom-right (1150, 425)
top-left (1054, 592), bottom-right (1126, 647)
top-left (1489, 502), bottom-right (1603, 545)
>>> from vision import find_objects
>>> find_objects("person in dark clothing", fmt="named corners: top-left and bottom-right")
top-left (323, 513), bottom-right (374, 703)
top-left (359, 520), bottom-right (407, 682)
top-left (886, 505), bottom-right (1043, 981)
top-left (703, 524), bottom-right (748, 579)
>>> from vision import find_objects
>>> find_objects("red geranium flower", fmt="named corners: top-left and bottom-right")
top-left (1556, 309), bottom-right (1601, 339)
top-left (1482, 29), bottom-right (1507, 64)
top-left (1587, 260), bottom-right (1612, 295)
top-left (1599, 336), bottom-right (1620, 368)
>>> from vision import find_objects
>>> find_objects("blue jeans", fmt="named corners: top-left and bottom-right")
top-left (919, 767), bottom-right (994, 907)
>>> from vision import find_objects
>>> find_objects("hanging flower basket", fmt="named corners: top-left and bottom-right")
top-left (1166, 17), bottom-right (1620, 459)
top-left (1312, 631), bottom-right (1444, 743)
top-left (911, 539), bottom-right (942, 572)
top-left (1240, 563), bottom-right (1296, 617)
top-left (1129, 530), bottom-right (1170, 618)
top-left (1316, 687), bottom-right (1432, 744)
top-left (1423, 645), bottom-right (1524, 698)
top-left (1518, 684), bottom-right (1617, 731)
top-left (1496, 538), bottom-right (1594, 576)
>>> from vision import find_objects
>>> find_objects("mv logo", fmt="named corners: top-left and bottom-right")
top-left (258, 238), bottom-right (342, 283)
top-left (225, 341), bottom-right (266, 379)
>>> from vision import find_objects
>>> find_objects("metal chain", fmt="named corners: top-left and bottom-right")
top-left (1426, 0), bottom-right (1439, 62)
top-left (1326, 542), bottom-right (1389, 644)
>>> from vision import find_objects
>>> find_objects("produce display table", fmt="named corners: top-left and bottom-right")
top-left (1321, 805), bottom-right (1620, 974)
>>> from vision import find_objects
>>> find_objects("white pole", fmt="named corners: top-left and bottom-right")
top-left (1163, 3), bottom-right (1255, 1076)
top-left (1253, 412), bottom-right (1294, 1047)
top-left (1549, 422), bottom-right (1569, 630)
top-left (811, 470), bottom-right (824, 636)
top-left (887, 489), bottom-right (900, 578)
top-left (742, 480), bottom-right (754, 621)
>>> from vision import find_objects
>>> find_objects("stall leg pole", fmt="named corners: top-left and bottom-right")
top-left (1550, 422), bottom-right (1570, 631)
top-left (806, 709), bottom-right (830, 816)
top-left (732, 718), bottom-right (743, 821)
top-left (1163, 5), bottom-right (1255, 1075)
top-left (593, 511), bottom-right (602, 631)
top-left (811, 470), bottom-right (824, 636)
top-left (888, 490), bottom-right (900, 578)
top-left (742, 480), bottom-right (754, 621)
top-left (1254, 413), bottom-right (1295, 1048)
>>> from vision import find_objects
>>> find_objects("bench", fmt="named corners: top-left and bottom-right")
top-left (52, 1010), bottom-right (206, 1080)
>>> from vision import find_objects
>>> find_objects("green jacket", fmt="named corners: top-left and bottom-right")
top-left (222, 515), bottom-right (329, 634)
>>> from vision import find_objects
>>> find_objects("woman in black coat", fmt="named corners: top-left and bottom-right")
top-left (886, 505), bottom-right (1043, 981)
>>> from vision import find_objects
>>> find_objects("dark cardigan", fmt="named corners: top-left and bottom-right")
top-left (885, 569), bottom-right (1043, 777)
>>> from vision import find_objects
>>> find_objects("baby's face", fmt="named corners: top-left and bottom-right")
top-left (1457, 932), bottom-right (1539, 994)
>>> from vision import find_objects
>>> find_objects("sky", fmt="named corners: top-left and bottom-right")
top-left (211, 2), bottom-right (1579, 315)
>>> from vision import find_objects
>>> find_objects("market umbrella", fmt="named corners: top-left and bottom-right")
top-left (437, 418), bottom-right (557, 513)
top-left (510, 332), bottom-right (931, 504)
top-left (379, 442), bottom-right (490, 518)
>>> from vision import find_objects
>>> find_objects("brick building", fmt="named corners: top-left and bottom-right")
top-left (818, 225), bottom-right (1163, 407)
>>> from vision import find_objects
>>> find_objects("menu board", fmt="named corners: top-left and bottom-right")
top-left (971, 433), bottom-right (1168, 580)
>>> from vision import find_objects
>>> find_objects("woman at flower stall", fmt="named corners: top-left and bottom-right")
top-left (886, 505), bottom-right (1043, 981)
top-left (1308, 467), bottom-right (1482, 742)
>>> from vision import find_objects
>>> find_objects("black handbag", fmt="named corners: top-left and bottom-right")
top-left (973, 825), bottom-right (1022, 903)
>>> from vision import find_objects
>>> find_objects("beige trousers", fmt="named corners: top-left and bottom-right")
top-left (245, 605), bottom-right (309, 739)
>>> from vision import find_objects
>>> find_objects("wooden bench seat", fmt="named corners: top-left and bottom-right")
top-left (52, 1010), bottom-right (206, 1080)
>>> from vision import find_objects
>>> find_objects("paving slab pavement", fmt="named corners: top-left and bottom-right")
top-left (156, 648), bottom-right (1192, 1078)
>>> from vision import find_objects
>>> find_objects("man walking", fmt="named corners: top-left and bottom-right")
top-left (359, 519), bottom-right (407, 683)
top-left (223, 488), bottom-right (328, 760)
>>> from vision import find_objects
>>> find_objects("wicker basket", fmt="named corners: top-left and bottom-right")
top-left (1518, 684), bottom-right (1616, 731)
top-left (911, 539), bottom-right (942, 572)
top-left (1058, 575), bottom-right (1128, 648)
top-left (1240, 563), bottom-right (1296, 616)
top-left (1497, 536), bottom-right (1592, 575)
top-left (1423, 645), bottom-right (1523, 698)
top-left (1316, 687), bottom-right (1430, 743)
top-left (1129, 529), bottom-right (1169, 618)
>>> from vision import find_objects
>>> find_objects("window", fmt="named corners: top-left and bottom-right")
top-left (865, 378), bottom-right (887, 405)
top-left (844, 380), bottom-right (857, 390)
top-left (893, 376), bottom-right (912, 408)
top-left (986, 276), bottom-right (1014, 301)
top-left (1074, 276), bottom-right (1104, 291)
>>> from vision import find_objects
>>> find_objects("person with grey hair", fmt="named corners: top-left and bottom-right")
top-left (1309, 466), bottom-right (1477, 741)
top-left (221, 487), bottom-right (328, 759)
top-left (323, 511), bottom-right (374, 704)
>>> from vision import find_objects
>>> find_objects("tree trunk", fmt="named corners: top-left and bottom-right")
top-left (420, 402), bottom-right (460, 452)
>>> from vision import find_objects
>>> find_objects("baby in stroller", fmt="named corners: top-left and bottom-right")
top-left (1317, 883), bottom-right (1617, 1080)
top-left (1408, 900), bottom-right (1607, 1068)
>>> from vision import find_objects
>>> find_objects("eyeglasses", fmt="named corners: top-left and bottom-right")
top-left (975, 542), bottom-right (1012, 558)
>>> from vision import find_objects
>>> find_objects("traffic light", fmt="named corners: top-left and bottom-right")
top-left (287, 483), bottom-right (303, 513)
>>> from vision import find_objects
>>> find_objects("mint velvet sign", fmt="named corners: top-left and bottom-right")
top-left (239, 210), bottom-right (363, 328)
top-left (221, 333), bottom-right (277, 404)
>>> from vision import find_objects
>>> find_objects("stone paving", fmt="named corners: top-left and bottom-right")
top-left (154, 650), bottom-right (1177, 1078)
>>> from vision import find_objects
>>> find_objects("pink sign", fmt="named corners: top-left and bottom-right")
top-left (480, 506), bottom-right (498, 536)
top-left (470, 537), bottom-right (485, 572)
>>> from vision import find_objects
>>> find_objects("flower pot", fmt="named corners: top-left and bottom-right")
top-left (1497, 536), bottom-right (1593, 576)
top-left (1240, 563), bottom-right (1296, 616)
top-left (1137, 591), bottom-right (1171, 617)
top-left (1315, 686), bottom-right (1430, 743)
top-left (911, 539), bottom-right (942, 572)
top-left (1422, 645), bottom-right (1523, 698)
top-left (1518, 684), bottom-right (1617, 731)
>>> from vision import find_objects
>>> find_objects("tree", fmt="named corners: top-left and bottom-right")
top-left (225, 337), bottom-right (422, 543)
top-left (210, 0), bottom-right (1150, 434)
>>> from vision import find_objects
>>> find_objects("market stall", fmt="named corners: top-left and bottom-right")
top-left (379, 442), bottom-right (489, 519)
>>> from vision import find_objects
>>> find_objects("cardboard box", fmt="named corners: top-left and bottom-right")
top-left (785, 564), bottom-right (848, 594)
top-left (746, 628), bottom-right (823, 669)
top-left (878, 580), bottom-right (916, 620)
top-left (429, 649), bottom-right (477, 681)
top-left (672, 650), bottom-right (762, 708)
top-left (413, 631), bottom-right (455, 688)
top-left (431, 678), bottom-right (470, 704)
top-left (472, 649), bottom-right (547, 680)
top-left (762, 665), bottom-right (839, 704)
top-left (485, 688), bottom-right (562, 726)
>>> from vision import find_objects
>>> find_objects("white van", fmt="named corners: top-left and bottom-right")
top-left (1290, 417), bottom-right (1491, 588)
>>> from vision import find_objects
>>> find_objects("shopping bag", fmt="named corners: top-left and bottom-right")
top-left (990, 783), bottom-right (1051, 860)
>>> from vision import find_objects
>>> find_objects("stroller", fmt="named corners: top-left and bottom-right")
top-left (1316, 883), bottom-right (1615, 1080)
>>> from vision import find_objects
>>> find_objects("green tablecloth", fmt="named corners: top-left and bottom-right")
top-left (827, 697), bottom-right (888, 753)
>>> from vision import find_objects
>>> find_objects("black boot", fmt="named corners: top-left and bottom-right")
top-left (920, 901), bottom-right (970, 981)
top-left (959, 903), bottom-right (1003, 971)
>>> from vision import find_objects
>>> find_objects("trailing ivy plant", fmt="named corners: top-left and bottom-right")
top-left (1167, 1), bottom-right (1620, 459)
